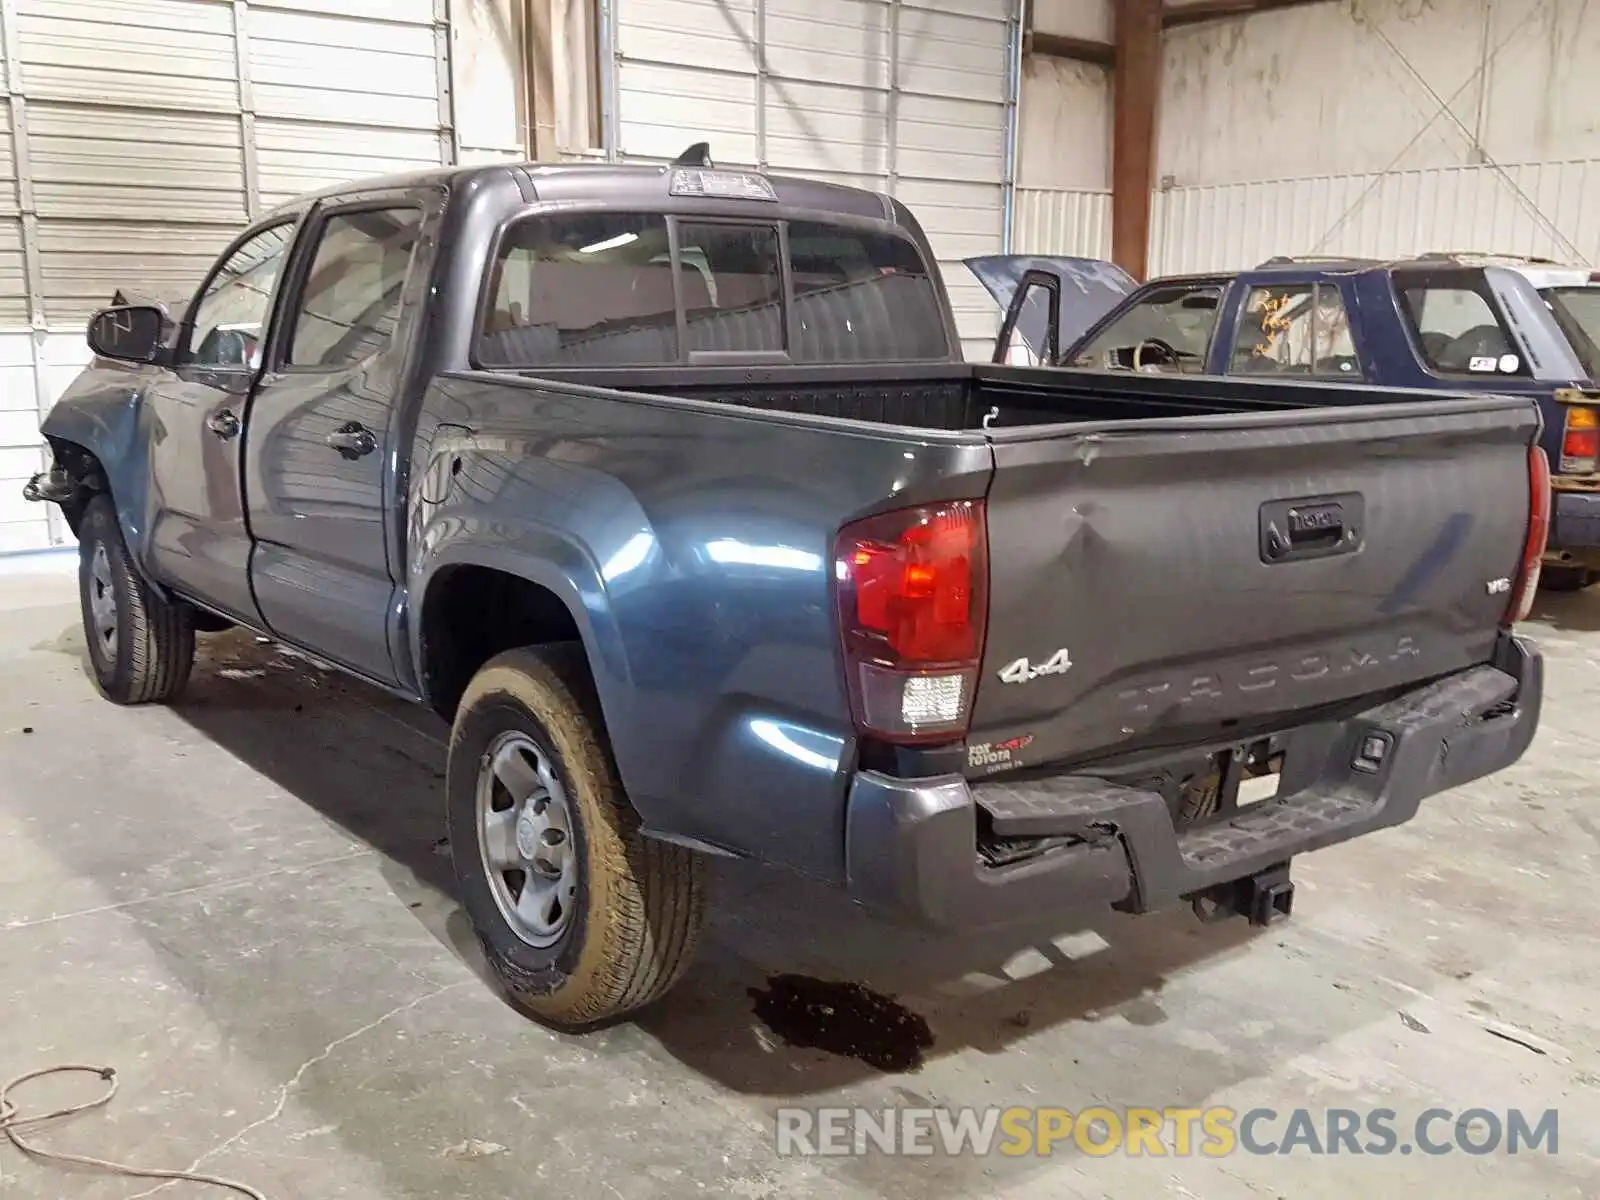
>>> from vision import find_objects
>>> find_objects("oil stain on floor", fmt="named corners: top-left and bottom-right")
top-left (748, 974), bottom-right (935, 1072)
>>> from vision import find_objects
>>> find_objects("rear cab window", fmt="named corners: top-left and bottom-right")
top-left (1227, 281), bottom-right (1362, 378)
top-left (1538, 284), bottom-right (1600, 379)
top-left (1393, 269), bottom-right (1529, 378)
top-left (1068, 281), bottom-right (1222, 373)
top-left (476, 211), bottom-right (950, 368)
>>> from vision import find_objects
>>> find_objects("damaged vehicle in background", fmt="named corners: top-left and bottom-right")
top-left (970, 250), bottom-right (1600, 591)
top-left (24, 155), bottom-right (1548, 1031)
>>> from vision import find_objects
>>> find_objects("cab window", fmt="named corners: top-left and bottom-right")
top-left (1228, 282), bottom-right (1361, 377)
top-left (1069, 282), bottom-right (1221, 373)
top-left (477, 211), bottom-right (949, 367)
top-left (186, 223), bottom-right (296, 370)
top-left (1395, 273), bottom-right (1527, 377)
top-left (286, 207), bottom-right (422, 369)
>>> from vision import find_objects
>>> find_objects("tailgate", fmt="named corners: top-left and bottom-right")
top-left (970, 397), bottom-right (1539, 768)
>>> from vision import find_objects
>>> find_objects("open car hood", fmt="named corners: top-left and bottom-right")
top-left (965, 255), bottom-right (1137, 362)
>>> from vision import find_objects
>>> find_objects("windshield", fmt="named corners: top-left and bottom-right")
top-left (1068, 282), bottom-right (1223, 373)
top-left (1542, 286), bottom-right (1600, 378)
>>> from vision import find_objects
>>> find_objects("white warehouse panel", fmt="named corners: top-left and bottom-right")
top-left (0, 0), bottom-right (453, 553)
top-left (1011, 186), bottom-right (1112, 260)
top-left (613, 0), bottom-right (1016, 358)
top-left (1148, 159), bottom-right (1600, 278)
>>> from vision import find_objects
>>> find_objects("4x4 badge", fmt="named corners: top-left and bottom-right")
top-left (998, 649), bottom-right (1073, 684)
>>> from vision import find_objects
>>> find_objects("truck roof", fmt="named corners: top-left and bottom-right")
top-left (268, 156), bottom-right (903, 228)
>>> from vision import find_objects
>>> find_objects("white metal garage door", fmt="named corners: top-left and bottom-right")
top-left (0, 0), bottom-right (452, 554)
top-left (610, 0), bottom-right (1015, 360)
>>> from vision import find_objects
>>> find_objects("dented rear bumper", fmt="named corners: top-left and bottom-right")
top-left (843, 635), bottom-right (1542, 930)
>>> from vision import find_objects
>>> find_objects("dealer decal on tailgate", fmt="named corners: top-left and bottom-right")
top-left (968, 734), bottom-right (1035, 773)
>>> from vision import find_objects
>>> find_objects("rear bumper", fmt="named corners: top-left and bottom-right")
top-left (844, 635), bottom-right (1543, 931)
top-left (1546, 485), bottom-right (1600, 566)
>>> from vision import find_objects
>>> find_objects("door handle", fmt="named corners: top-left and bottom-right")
top-left (205, 409), bottom-right (240, 440)
top-left (326, 421), bottom-right (377, 460)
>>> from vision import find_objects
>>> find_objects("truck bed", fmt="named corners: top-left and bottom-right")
top-left (509, 361), bottom-right (1470, 432)
top-left (461, 360), bottom-right (1539, 777)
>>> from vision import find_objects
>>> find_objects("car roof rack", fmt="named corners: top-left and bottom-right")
top-left (1408, 250), bottom-right (1566, 266)
top-left (1254, 254), bottom-right (1382, 269)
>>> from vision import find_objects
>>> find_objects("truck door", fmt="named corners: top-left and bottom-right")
top-left (143, 218), bottom-right (301, 624)
top-left (243, 198), bottom-right (428, 684)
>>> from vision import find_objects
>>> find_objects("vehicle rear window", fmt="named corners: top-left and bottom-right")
top-left (476, 212), bottom-right (949, 368)
top-left (677, 222), bottom-right (785, 355)
top-left (1395, 275), bottom-right (1527, 376)
top-left (1541, 286), bottom-right (1600, 378)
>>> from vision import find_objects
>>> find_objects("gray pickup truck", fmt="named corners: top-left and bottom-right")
top-left (25, 154), bottom-right (1548, 1030)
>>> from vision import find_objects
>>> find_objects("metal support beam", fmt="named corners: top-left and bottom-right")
top-left (885, 0), bottom-right (900, 193)
top-left (1001, 0), bottom-right (1025, 252)
top-left (1162, 0), bottom-right (1333, 30)
top-left (434, 0), bottom-right (459, 164)
top-left (754, 0), bottom-right (767, 169)
top-left (1111, 0), bottom-right (1160, 280)
top-left (599, 0), bottom-right (619, 160)
top-left (0, 0), bottom-right (62, 545)
top-left (526, 0), bottom-right (557, 159)
top-left (0, 0), bottom-right (41, 330)
top-left (232, 0), bottom-right (261, 216)
top-left (1026, 31), bottom-right (1115, 67)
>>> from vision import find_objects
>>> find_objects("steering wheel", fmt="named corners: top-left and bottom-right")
top-left (1132, 337), bottom-right (1182, 370)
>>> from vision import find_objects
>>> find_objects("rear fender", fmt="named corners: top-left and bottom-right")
top-left (411, 521), bottom-right (635, 773)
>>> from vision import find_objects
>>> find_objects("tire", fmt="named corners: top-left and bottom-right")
top-left (1539, 566), bottom-right (1595, 593)
top-left (77, 495), bottom-right (195, 705)
top-left (446, 645), bottom-right (707, 1029)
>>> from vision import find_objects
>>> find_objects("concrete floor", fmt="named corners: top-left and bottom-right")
top-left (0, 562), bottom-right (1597, 1199)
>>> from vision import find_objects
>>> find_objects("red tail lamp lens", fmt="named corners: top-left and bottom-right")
top-left (835, 501), bottom-right (989, 742)
top-left (1505, 446), bottom-right (1550, 627)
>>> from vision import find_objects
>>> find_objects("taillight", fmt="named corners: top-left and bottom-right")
top-left (1505, 446), bottom-right (1551, 627)
top-left (1561, 405), bottom-right (1598, 474)
top-left (834, 500), bottom-right (988, 743)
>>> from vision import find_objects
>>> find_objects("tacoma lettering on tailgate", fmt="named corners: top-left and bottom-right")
top-left (1115, 636), bottom-right (1423, 714)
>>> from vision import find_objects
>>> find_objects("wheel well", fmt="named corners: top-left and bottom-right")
top-left (41, 438), bottom-right (109, 535)
top-left (420, 565), bottom-right (584, 720)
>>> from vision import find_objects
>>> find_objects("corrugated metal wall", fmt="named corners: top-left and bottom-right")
top-left (1014, 158), bottom-right (1600, 278)
top-left (0, 0), bottom-right (453, 554)
top-left (1147, 159), bottom-right (1600, 277)
top-left (609, 0), bottom-right (1019, 359)
top-left (1011, 186), bottom-right (1111, 258)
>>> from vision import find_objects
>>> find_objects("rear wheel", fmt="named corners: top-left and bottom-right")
top-left (1539, 566), bottom-right (1595, 592)
top-left (77, 496), bottom-right (195, 705)
top-left (446, 645), bottom-right (707, 1029)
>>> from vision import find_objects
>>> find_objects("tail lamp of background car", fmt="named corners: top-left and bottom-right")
top-left (1504, 446), bottom-right (1552, 627)
top-left (834, 501), bottom-right (989, 743)
top-left (1560, 405), bottom-right (1599, 474)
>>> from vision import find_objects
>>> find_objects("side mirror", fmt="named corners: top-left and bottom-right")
top-left (87, 305), bottom-right (166, 364)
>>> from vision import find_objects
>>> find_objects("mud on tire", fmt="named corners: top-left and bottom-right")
top-left (446, 644), bottom-right (707, 1029)
top-left (77, 495), bottom-right (195, 705)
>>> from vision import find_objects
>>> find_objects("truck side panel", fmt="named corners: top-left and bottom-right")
top-left (407, 372), bottom-right (994, 881)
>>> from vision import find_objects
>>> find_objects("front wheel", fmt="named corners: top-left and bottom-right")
top-left (77, 496), bottom-right (195, 705)
top-left (446, 645), bottom-right (707, 1029)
